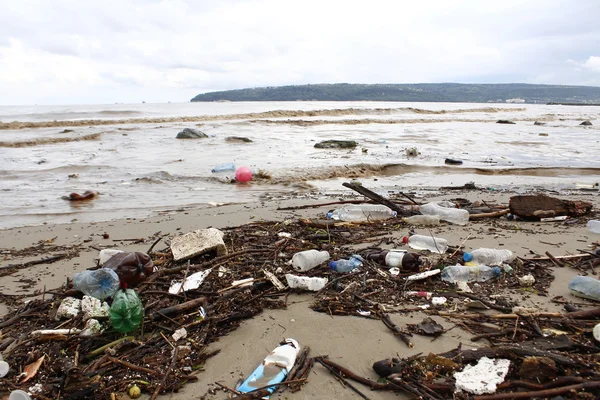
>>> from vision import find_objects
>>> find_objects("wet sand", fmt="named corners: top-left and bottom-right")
top-left (1, 189), bottom-right (599, 399)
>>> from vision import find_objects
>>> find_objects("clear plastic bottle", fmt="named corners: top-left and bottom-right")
top-left (402, 215), bottom-right (440, 226)
top-left (588, 220), bottom-right (600, 234)
top-left (463, 248), bottom-right (515, 266)
top-left (291, 250), bottom-right (330, 272)
top-left (329, 255), bottom-right (363, 273)
top-left (441, 265), bottom-right (502, 283)
top-left (569, 276), bottom-right (600, 301)
top-left (403, 235), bottom-right (448, 254)
top-left (419, 202), bottom-right (469, 225)
top-left (73, 268), bottom-right (121, 300)
top-left (211, 162), bottom-right (236, 173)
top-left (328, 204), bottom-right (397, 222)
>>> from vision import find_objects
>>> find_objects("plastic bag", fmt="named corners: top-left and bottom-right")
top-left (109, 289), bottom-right (143, 333)
top-left (73, 268), bottom-right (120, 300)
top-left (103, 252), bottom-right (155, 287)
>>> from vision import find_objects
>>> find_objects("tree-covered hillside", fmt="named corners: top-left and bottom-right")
top-left (191, 83), bottom-right (600, 104)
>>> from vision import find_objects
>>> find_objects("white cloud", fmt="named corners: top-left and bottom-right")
top-left (0, 0), bottom-right (599, 104)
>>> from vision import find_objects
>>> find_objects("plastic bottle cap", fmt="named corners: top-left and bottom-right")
top-left (391, 211), bottom-right (398, 217)
top-left (328, 261), bottom-right (336, 269)
top-left (402, 236), bottom-right (409, 244)
top-left (463, 252), bottom-right (473, 262)
top-left (492, 266), bottom-right (502, 277)
top-left (326, 212), bottom-right (333, 219)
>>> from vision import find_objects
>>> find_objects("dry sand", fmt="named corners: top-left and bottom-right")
top-left (1, 189), bottom-right (599, 399)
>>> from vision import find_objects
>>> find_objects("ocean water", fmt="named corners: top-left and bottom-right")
top-left (0, 101), bottom-right (598, 230)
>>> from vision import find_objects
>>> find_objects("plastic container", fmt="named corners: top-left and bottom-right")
top-left (329, 255), bottom-right (363, 273)
top-left (285, 274), bottom-right (328, 291)
top-left (328, 204), bottom-right (397, 222)
top-left (9, 391), bottom-right (31, 400)
top-left (102, 251), bottom-right (155, 287)
top-left (402, 215), bottom-right (440, 226)
top-left (419, 202), bottom-right (469, 225)
top-left (291, 250), bottom-right (330, 272)
top-left (211, 162), bottom-right (235, 173)
top-left (568, 276), bottom-right (600, 301)
top-left (109, 289), bottom-right (144, 333)
top-left (403, 235), bottom-right (448, 254)
top-left (588, 220), bottom-right (600, 234)
top-left (366, 250), bottom-right (420, 271)
top-left (441, 265), bottom-right (502, 283)
top-left (73, 268), bottom-right (120, 300)
top-left (99, 249), bottom-right (124, 265)
top-left (0, 354), bottom-right (8, 378)
top-left (463, 249), bottom-right (515, 266)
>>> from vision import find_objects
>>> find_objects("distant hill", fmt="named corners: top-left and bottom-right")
top-left (190, 83), bottom-right (600, 104)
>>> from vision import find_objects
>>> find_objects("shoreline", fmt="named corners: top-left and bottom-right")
top-left (0, 188), bottom-right (599, 399)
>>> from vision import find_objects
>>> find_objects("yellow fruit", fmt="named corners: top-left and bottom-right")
top-left (128, 385), bottom-right (141, 399)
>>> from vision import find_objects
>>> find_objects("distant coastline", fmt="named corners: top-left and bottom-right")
top-left (191, 83), bottom-right (600, 104)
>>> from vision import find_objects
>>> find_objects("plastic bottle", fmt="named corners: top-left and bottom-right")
top-left (291, 250), bottom-right (330, 272)
top-left (366, 250), bottom-right (420, 271)
top-left (441, 265), bottom-right (502, 283)
top-left (588, 220), bottom-right (600, 234)
top-left (285, 274), bottom-right (328, 291)
top-left (403, 235), bottom-right (448, 254)
top-left (211, 162), bottom-right (235, 173)
top-left (73, 268), bottom-right (121, 300)
top-left (328, 204), bottom-right (397, 222)
top-left (402, 215), bottom-right (440, 226)
top-left (568, 276), bottom-right (600, 301)
top-left (0, 354), bottom-right (8, 378)
top-left (109, 289), bottom-right (144, 333)
top-left (9, 391), bottom-right (31, 400)
top-left (463, 248), bottom-right (515, 266)
top-left (419, 202), bottom-right (469, 225)
top-left (329, 255), bottom-right (363, 273)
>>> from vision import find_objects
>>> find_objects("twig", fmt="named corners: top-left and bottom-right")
top-left (545, 251), bottom-right (565, 268)
top-left (147, 236), bottom-right (163, 254)
top-left (450, 233), bottom-right (471, 258)
top-left (87, 336), bottom-right (135, 358)
top-left (0, 253), bottom-right (71, 270)
top-left (107, 356), bottom-right (159, 376)
top-left (315, 357), bottom-right (371, 400)
top-left (214, 381), bottom-right (241, 395)
top-left (473, 381), bottom-right (600, 400)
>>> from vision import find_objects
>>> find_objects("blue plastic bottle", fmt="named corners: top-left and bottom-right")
top-left (329, 255), bottom-right (363, 273)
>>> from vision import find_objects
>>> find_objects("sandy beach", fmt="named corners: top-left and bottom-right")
top-left (1, 186), bottom-right (599, 399)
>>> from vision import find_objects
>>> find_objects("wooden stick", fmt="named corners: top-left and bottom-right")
top-left (316, 357), bottom-right (391, 390)
top-left (473, 381), bottom-right (600, 400)
top-left (469, 209), bottom-right (510, 219)
top-left (149, 297), bottom-right (207, 320)
top-left (520, 253), bottom-right (591, 261)
top-left (87, 336), bottom-right (135, 358)
top-left (342, 182), bottom-right (409, 213)
top-left (150, 346), bottom-right (178, 400)
top-left (315, 358), bottom-right (371, 400)
top-left (545, 251), bottom-right (566, 268)
top-left (0, 253), bottom-right (70, 270)
top-left (106, 356), bottom-right (159, 376)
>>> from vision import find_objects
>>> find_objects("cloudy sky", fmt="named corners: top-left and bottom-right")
top-left (1, 0), bottom-right (599, 105)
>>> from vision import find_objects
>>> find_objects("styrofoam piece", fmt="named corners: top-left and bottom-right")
top-left (593, 323), bottom-right (600, 342)
top-left (285, 274), bottom-right (328, 291)
top-left (170, 228), bottom-right (226, 261)
top-left (518, 274), bottom-right (536, 287)
top-left (80, 319), bottom-right (103, 336)
top-left (172, 327), bottom-right (188, 342)
top-left (81, 296), bottom-right (109, 321)
top-left (55, 297), bottom-right (81, 320)
top-left (406, 269), bottom-right (441, 281)
top-left (169, 269), bottom-right (212, 294)
top-left (99, 249), bottom-right (124, 265)
top-left (431, 297), bottom-right (447, 306)
top-left (454, 357), bottom-right (510, 394)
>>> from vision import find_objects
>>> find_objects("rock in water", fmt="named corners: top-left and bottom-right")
top-left (580, 120), bottom-right (592, 126)
top-left (496, 120), bottom-right (516, 124)
top-left (533, 121), bottom-right (546, 126)
top-left (314, 140), bottom-right (358, 149)
top-left (225, 136), bottom-right (253, 143)
top-left (176, 128), bottom-right (208, 139)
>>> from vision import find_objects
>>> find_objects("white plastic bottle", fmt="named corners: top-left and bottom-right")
top-left (441, 265), bottom-right (501, 283)
top-left (291, 250), bottom-right (330, 272)
top-left (403, 234), bottom-right (448, 254)
top-left (588, 220), bottom-right (600, 234)
top-left (328, 204), bottom-right (397, 222)
top-left (419, 202), bottom-right (469, 225)
top-left (402, 215), bottom-right (440, 226)
top-left (285, 274), bottom-right (328, 291)
top-left (463, 249), bottom-right (515, 266)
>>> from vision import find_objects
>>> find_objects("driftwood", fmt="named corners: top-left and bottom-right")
top-left (342, 182), bottom-right (412, 213)
top-left (469, 209), bottom-right (510, 219)
top-left (509, 194), bottom-right (592, 220)
top-left (149, 297), bottom-right (207, 320)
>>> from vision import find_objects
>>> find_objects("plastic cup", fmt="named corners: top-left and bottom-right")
top-left (0, 360), bottom-right (8, 377)
top-left (9, 390), bottom-right (32, 400)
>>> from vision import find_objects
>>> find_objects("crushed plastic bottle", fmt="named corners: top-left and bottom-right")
top-left (329, 255), bottom-right (363, 273)
top-left (285, 274), bottom-right (328, 291)
top-left (441, 265), bottom-right (502, 283)
top-left (568, 276), bottom-right (600, 301)
top-left (588, 220), bottom-right (600, 234)
top-left (73, 268), bottom-right (121, 300)
top-left (419, 202), bottom-right (469, 225)
top-left (403, 234), bottom-right (448, 254)
top-left (463, 249), bottom-right (515, 266)
top-left (328, 204), bottom-right (397, 222)
top-left (211, 162), bottom-right (236, 173)
top-left (109, 289), bottom-right (144, 333)
top-left (291, 250), bottom-right (330, 272)
top-left (402, 215), bottom-right (440, 226)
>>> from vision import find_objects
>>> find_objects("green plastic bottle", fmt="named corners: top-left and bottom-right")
top-left (109, 289), bottom-right (143, 333)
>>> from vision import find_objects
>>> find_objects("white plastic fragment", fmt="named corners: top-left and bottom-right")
top-left (231, 278), bottom-right (254, 288)
top-left (80, 319), bottom-right (104, 336)
top-left (277, 232), bottom-right (292, 238)
top-left (55, 297), bottom-right (81, 320)
top-left (31, 328), bottom-right (82, 337)
top-left (456, 280), bottom-right (473, 293)
top-left (518, 274), bottom-right (535, 287)
top-left (389, 267), bottom-right (400, 277)
top-left (99, 249), bottom-right (124, 265)
top-left (406, 269), bottom-right (441, 281)
top-left (170, 228), bottom-right (226, 261)
top-left (454, 357), bottom-right (511, 394)
top-left (169, 269), bottom-right (212, 294)
top-left (285, 274), bottom-right (328, 291)
top-left (431, 297), bottom-right (447, 306)
top-left (356, 310), bottom-right (371, 316)
top-left (172, 328), bottom-right (188, 342)
top-left (81, 295), bottom-right (110, 321)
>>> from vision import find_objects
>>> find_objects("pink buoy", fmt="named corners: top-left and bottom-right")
top-left (235, 166), bottom-right (253, 182)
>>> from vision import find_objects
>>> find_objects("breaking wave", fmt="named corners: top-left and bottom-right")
top-left (249, 116), bottom-right (556, 126)
top-left (0, 106), bottom-right (525, 130)
top-left (0, 133), bottom-right (102, 147)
